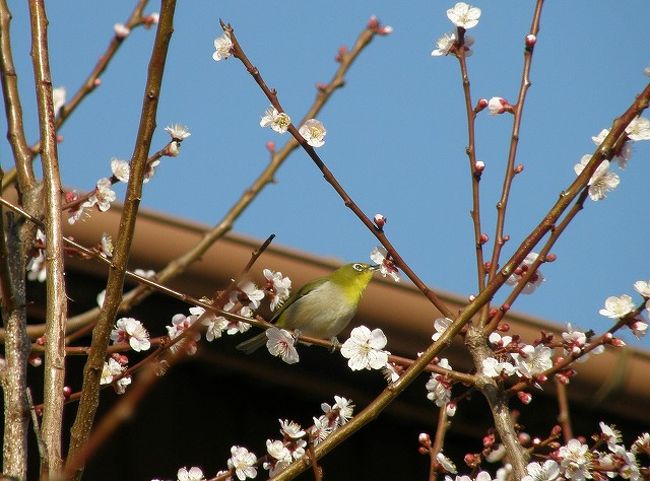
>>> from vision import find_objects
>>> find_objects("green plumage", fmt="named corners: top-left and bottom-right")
top-left (236, 263), bottom-right (376, 354)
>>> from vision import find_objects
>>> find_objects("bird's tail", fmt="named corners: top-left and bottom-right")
top-left (235, 332), bottom-right (267, 354)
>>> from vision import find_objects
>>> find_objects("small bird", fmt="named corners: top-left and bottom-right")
top-left (236, 262), bottom-right (378, 354)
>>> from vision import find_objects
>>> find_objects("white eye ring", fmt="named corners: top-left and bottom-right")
top-left (352, 263), bottom-right (364, 271)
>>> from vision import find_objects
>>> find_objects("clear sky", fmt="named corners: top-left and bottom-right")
top-left (3, 1), bottom-right (649, 345)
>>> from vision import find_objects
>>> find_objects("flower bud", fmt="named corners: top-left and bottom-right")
top-left (93, 78), bottom-right (102, 87)
top-left (487, 97), bottom-right (513, 115)
top-left (545, 253), bottom-right (557, 262)
top-left (497, 323), bottom-right (510, 332)
top-left (517, 391), bottom-right (532, 404)
top-left (474, 160), bottom-right (485, 173)
top-left (63, 386), bottom-right (72, 399)
top-left (265, 141), bottom-right (276, 152)
top-left (446, 401), bottom-right (457, 417)
top-left (419, 432), bottom-right (431, 446)
top-left (374, 214), bottom-right (387, 229)
top-left (367, 15), bottom-right (379, 29)
top-left (525, 34), bottom-right (537, 47)
top-left (475, 98), bottom-right (489, 112)
top-left (479, 233), bottom-right (489, 244)
top-left (28, 355), bottom-right (42, 367)
top-left (518, 432), bottom-right (531, 445)
top-left (36, 336), bottom-right (46, 346)
top-left (501, 304), bottom-right (511, 313)
top-left (514, 164), bottom-right (524, 174)
top-left (551, 425), bottom-right (563, 436)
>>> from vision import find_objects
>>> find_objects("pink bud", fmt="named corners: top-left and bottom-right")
top-left (266, 141), bottom-right (276, 152)
top-left (475, 98), bottom-right (489, 112)
top-left (335, 45), bottom-right (348, 62)
top-left (468, 294), bottom-right (476, 302)
top-left (532, 437), bottom-right (541, 446)
top-left (419, 432), bottom-right (431, 446)
top-left (610, 338), bottom-right (626, 347)
top-left (63, 386), bottom-right (72, 399)
top-left (483, 434), bottom-right (495, 448)
top-left (315, 82), bottom-right (328, 91)
top-left (56, 135), bottom-right (64, 143)
top-left (464, 453), bottom-right (478, 466)
top-left (603, 332), bottom-right (613, 341)
top-left (36, 336), bottom-right (46, 346)
top-left (551, 425), bottom-right (562, 436)
top-left (497, 323), bottom-right (510, 332)
top-left (93, 78), bottom-right (102, 87)
top-left (525, 34), bottom-right (537, 47)
top-left (418, 446), bottom-right (428, 455)
top-left (545, 253), bottom-right (557, 262)
top-left (374, 214), bottom-right (387, 229)
top-left (517, 391), bottom-right (532, 404)
top-left (28, 355), bottom-right (42, 367)
top-left (518, 432), bottom-right (531, 445)
top-left (501, 304), bottom-right (511, 313)
top-left (446, 401), bottom-right (457, 417)
top-left (367, 15), bottom-right (379, 30)
top-left (502, 235), bottom-right (510, 242)
top-left (377, 25), bottom-right (393, 36)
top-left (488, 97), bottom-right (512, 115)
top-left (474, 160), bottom-right (485, 173)
top-left (479, 233), bottom-right (489, 244)
top-left (555, 373), bottom-right (569, 385)
top-left (514, 164), bottom-right (524, 174)
top-left (536, 374), bottom-right (547, 383)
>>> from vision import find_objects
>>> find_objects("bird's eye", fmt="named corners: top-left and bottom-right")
top-left (352, 263), bottom-right (364, 271)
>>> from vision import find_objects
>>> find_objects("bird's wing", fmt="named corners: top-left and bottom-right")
top-left (271, 277), bottom-right (329, 323)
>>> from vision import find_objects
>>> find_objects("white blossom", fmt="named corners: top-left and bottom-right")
top-left (633, 280), bottom-right (650, 298)
top-left (592, 128), bottom-right (632, 168)
top-left (52, 86), bottom-right (66, 116)
top-left (266, 328), bottom-right (299, 364)
top-left (340, 326), bottom-right (389, 371)
top-left (177, 467), bottom-right (205, 481)
top-left (599, 294), bottom-right (635, 319)
top-left (426, 358), bottom-right (453, 406)
top-left (431, 32), bottom-right (456, 56)
top-left (213, 32), bottom-right (233, 61)
top-left (505, 252), bottom-right (544, 294)
top-left (625, 116), bottom-right (650, 141)
top-left (600, 422), bottom-right (622, 452)
top-left (558, 439), bottom-right (592, 481)
top-left (164, 124), bottom-right (191, 141)
top-left (227, 446), bottom-right (257, 480)
top-left (574, 155), bottom-right (620, 201)
top-left (100, 233), bottom-right (114, 257)
top-left (263, 269), bottom-right (291, 310)
top-left (203, 315), bottom-right (229, 342)
top-left (321, 395), bottom-right (354, 426)
top-left (447, 2), bottom-right (481, 29)
top-left (437, 452), bottom-right (457, 474)
top-left (279, 419), bottom-right (306, 439)
top-left (110, 317), bottom-right (151, 352)
top-left (310, 415), bottom-right (332, 444)
top-left (488, 97), bottom-right (509, 115)
top-left (111, 158), bottom-right (130, 183)
top-left (240, 282), bottom-right (265, 310)
top-left (512, 344), bottom-right (552, 378)
top-left (100, 357), bottom-right (125, 385)
top-left (298, 119), bottom-right (326, 147)
top-left (482, 357), bottom-right (516, 378)
top-left (90, 177), bottom-right (117, 212)
top-left (432, 317), bottom-right (453, 342)
top-left (522, 460), bottom-right (560, 481)
top-left (369, 246), bottom-right (400, 282)
top-left (260, 107), bottom-right (291, 134)
top-left (114, 23), bottom-right (130, 38)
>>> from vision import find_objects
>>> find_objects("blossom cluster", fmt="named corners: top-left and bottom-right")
top-left (599, 281), bottom-right (649, 339)
top-left (431, 2), bottom-right (481, 58)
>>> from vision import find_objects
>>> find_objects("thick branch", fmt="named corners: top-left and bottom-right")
top-left (66, 2), bottom-right (177, 479)
top-left (28, 0), bottom-right (68, 475)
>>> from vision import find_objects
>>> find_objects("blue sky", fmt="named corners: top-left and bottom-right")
top-left (3, 1), bottom-right (649, 345)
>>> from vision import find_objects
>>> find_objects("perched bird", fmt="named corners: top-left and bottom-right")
top-left (236, 262), bottom-right (378, 354)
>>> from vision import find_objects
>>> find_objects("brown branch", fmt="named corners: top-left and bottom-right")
top-left (29, 0), bottom-right (68, 475)
top-left (222, 21), bottom-right (454, 320)
top-left (487, 0), bottom-right (545, 285)
top-left (0, 209), bottom-right (31, 479)
top-left (1, 0), bottom-right (151, 192)
top-left (66, 2), bottom-right (177, 479)
top-left (0, 0), bottom-right (35, 190)
top-left (555, 377), bottom-right (572, 442)
top-left (455, 32), bottom-right (486, 300)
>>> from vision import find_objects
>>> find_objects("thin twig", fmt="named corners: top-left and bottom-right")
top-left (27, 388), bottom-right (46, 461)
top-left (555, 377), bottom-right (573, 442)
top-left (487, 0), bottom-right (545, 286)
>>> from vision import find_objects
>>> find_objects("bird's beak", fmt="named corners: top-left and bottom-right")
top-left (369, 264), bottom-right (381, 271)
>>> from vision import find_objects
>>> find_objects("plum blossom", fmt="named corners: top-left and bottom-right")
top-left (266, 328), bottom-right (299, 364)
top-left (100, 357), bottom-right (126, 385)
top-left (558, 439), bottom-right (592, 481)
top-left (437, 452), bottom-right (457, 473)
top-left (574, 155), bottom-right (620, 201)
top-left (599, 294), bottom-right (635, 319)
top-left (522, 460), bottom-right (560, 481)
top-left (111, 158), bottom-right (130, 183)
top-left (213, 32), bottom-right (233, 61)
top-left (432, 317), bottom-right (453, 342)
top-left (227, 446), bottom-right (257, 480)
top-left (177, 467), bottom-right (205, 481)
top-left (625, 116), bottom-right (650, 141)
top-left (488, 97), bottom-right (511, 115)
top-left (592, 128), bottom-right (632, 169)
top-left (511, 344), bottom-right (552, 378)
top-left (240, 282), bottom-right (265, 310)
top-left (110, 317), bottom-right (151, 352)
top-left (633, 280), bottom-right (650, 298)
top-left (505, 252), bottom-right (544, 294)
top-left (52, 86), bottom-right (66, 116)
top-left (600, 422), bottom-right (622, 452)
top-left (260, 107), bottom-right (291, 134)
top-left (89, 177), bottom-right (117, 212)
top-left (432, 32), bottom-right (474, 57)
top-left (369, 246), bottom-right (400, 282)
top-left (321, 395), bottom-right (354, 427)
top-left (562, 323), bottom-right (587, 356)
top-left (298, 119), bottom-right (327, 147)
top-left (447, 2), bottom-right (481, 29)
top-left (113, 23), bottom-right (130, 38)
top-left (262, 269), bottom-right (291, 310)
top-left (164, 124), bottom-right (191, 141)
top-left (482, 357), bottom-right (516, 378)
top-left (340, 326), bottom-right (389, 371)
top-left (426, 358), bottom-right (453, 406)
